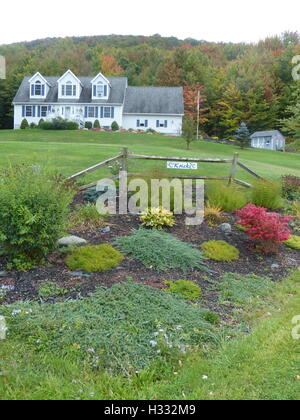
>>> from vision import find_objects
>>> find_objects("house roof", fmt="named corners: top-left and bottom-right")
top-left (250, 130), bottom-right (285, 138)
top-left (13, 76), bottom-right (128, 104)
top-left (123, 86), bottom-right (184, 115)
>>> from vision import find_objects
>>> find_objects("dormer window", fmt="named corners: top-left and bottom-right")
top-left (93, 81), bottom-right (107, 98)
top-left (62, 81), bottom-right (77, 97)
top-left (31, 80), bottom-right (45, 96)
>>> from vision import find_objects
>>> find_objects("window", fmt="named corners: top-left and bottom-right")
top-left (31, 81), bottom-right (45, 96)
top-left (62, 81), bottom-right (76, 96)
top-left (157, 120), bottom-right (168, 128)
top-left (35, 81), bottom-right (41, 95)
top-left (137, 120), bottom-right (148, 128)
top-left (88, 107), bottom-right (96, 118)
top-left (41, 106), bottom-right (48, 117)
top-left (97, 82), bottom-right (104, 97)
top-left (104, 107), bottom-right (111, 118)
top-left (26, 106), bottom-right (32, 117)
top-left (66, 81), bottom-right (73, 96)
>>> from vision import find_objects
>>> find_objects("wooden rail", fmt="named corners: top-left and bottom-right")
top-left (69, 147), bottom-right (263, 190)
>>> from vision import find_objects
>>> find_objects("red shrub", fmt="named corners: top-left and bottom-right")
top-left (236, 204), bottom-right (291, 253)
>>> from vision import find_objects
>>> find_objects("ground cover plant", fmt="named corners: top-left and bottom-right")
top-left (66, 244), bottom-right (124, 273)
top-left (201, 240), bottom-right (240, 262)
top-left (0, 271), bottom-right (299, 400)
top-left (114, 229), bottom-right (208, 273)
top-left (214, 273), bottom-right (274, 305)
top-left (0, 165), bottom-right (75, 269)
top-left (1, 282), bottom-right (219, 374)
top-left (164, 280), bottom-right (203, 301)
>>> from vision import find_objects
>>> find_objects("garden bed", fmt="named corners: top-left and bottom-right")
top-left (0, 192), bottom-right (299, 321)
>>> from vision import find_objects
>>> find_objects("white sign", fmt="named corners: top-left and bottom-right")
top-left (167, 161), bottom-right (198, 170)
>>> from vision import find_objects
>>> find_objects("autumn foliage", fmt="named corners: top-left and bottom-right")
top-left (236, 204), bottom-right (291, 253)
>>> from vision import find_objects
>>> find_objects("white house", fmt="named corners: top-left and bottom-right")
top-left (12, 69), bottom-right (184, 135)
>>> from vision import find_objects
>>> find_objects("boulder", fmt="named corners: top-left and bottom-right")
top-left (57, 235), bottom-right (87, 247)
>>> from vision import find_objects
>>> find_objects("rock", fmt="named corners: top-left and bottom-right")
top-left (57, 236), bottom-right (87, 247)
top-left (0, 271), bottom-right (8, 278)
top-left (115, 267), bottom-right (125, 271)
top-left (271, 264), bottom-right (280, 269)
top-left (219, 223), bottom-right (232, 234)
top-left (101, 226), bottom-right (111, 234)
top-left (68, 271), bottom-right (92, 278)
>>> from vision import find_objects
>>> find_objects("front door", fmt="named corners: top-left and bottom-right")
top-left (65, 107), bottom-right (71, 120)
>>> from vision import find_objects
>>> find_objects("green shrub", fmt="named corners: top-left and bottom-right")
top-left (216, 273), bottom-right (274, 305)
top-left (85, 121), bottom-right (93, 130)
top-left (20, 119), bottom-right (29, 129)
top-left (0, 166), bottom-right (75, 267)
top-left (251, 179), bottom-right (283, 210)
top-left (206, 181), bottom-right (247, 212)
top-left (115, 229), bottom-right (208, 273)
top-left (285, 235), bottom-right (300, 250)
top-left (70, 204), bottom-right (105, 231)
top-left (30, 122), bottom-right (37, 129)
top-left (66, 244), bottom-right (124, 272)
top-left (38, 118), bottom-right (45, 128)
top-left (93, 119), bottom-right (100, 129)
top-left (201, 240), bottom-right (239, 262)
top-left (38, 282), bottom-right (68, 298)
top-left (111, 121), bottom-right (119, 131)
top-left (164, 279), bottom-right (203, 301)
top-left (83, 186), bottom-right (104, 203)
top-left (140, 207), bottom-right (175, 229)
top-left (40, 117), bottom-right (78, 130)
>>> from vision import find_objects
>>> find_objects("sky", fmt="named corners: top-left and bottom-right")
top-left (1, 0), bottom-right (300, 45)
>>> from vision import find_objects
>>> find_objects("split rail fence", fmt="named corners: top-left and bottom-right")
top-left (68, 148), bottom-right (263, 191)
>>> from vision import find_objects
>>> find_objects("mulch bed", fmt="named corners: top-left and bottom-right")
top-left (0, 193), bottom-right (299, 320)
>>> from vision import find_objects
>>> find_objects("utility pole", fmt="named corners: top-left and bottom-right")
top-left (196, 90), bottom-right (200, 140)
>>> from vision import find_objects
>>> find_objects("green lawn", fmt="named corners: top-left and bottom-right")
top-left (0, 271), bottom-right (299, 400)
top-left (0, 130), bottom-right (299, 184)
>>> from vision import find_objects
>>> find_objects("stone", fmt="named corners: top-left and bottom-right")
top-left (101, 226), bottom-right (111, 234)
top-left (57, 236), bottom-right (87, 247)
top-left (0, 271), bottom-right (8, 278)
top-left (219, 223), bottom-right (232, 234)
top-left (68, 271), bottom-right (92, 278)
top-left (271, 264), bottom-right (280, 269)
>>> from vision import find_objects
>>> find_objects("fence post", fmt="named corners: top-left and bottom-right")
top-left (228, 152), bottom-right (239, 185)
top-left (121, 147), bottom-right (129, 173)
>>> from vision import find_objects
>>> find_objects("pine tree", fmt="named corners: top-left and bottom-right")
top-left (235, 122), bottom-right (251, 149)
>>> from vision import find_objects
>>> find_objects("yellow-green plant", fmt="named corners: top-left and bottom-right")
top-left (140, 206), bottom-right (175, 229)
top-left (66, 244), bottom-right (124, 272)
top-left (285, 235), bottom-right (300, 250)
top-left (164, 279), bottom-right (203, 301)
top-left (201, 240), bottom-right (240, 262)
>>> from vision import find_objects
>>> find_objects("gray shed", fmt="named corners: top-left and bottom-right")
top-left (250, 130), bottom-right (285, 151)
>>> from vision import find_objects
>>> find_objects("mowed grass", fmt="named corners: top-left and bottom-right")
top-left (0, 271), bottom-right (299, 400)
top-left (0, 130), bottom-right (299, 184)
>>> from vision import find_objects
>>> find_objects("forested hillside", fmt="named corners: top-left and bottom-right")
top-left (0, 32), bottom-right (300, 145)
